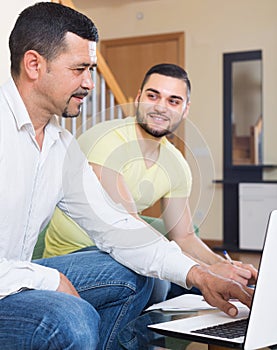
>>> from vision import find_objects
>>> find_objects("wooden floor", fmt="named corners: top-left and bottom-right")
top-left (205, 240), bottom-right (262, 269)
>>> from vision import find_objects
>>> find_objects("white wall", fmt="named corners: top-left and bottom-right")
top-left (0, 0), bottom-right (47, 84)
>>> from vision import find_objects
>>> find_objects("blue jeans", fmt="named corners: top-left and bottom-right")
top-left (146, 278), bottom-right (171, 307)
top-left (0, 249), bottom-right (153, 350)
top-left (77, 246), bottom-right (170, 308)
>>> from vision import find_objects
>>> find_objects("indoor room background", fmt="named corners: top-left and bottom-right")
top-left (2, 0), bottom-right (277, 245)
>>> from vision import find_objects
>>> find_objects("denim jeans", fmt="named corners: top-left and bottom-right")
top-left (146, 278), bottom-right (171, 307)
top-left (76, 246), bottom-right (170, 308)
top-left (0, 249), bottom-right (153, 350)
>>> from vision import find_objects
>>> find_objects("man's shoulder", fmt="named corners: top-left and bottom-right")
top-left (78, 117), bottom-right (135, 153)
top-left (92, 116), bottom-right (135, 134)
top-left (163, 137), bottom-right (185, 158)
top-left (161, 138), bottom-right (191, 173)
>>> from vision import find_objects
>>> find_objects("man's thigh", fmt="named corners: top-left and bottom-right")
top-left (34, 249), bottom-right (145, 309)
top-left (0, 289), bottom-right (99, 350)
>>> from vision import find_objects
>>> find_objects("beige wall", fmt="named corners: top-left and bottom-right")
top-left (76, 0), bottom-right (277, 240)
top-left (2, 1), bottom-right (277, 241)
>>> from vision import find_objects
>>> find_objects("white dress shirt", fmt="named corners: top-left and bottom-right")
top-left (0, 78), bottom-right (197, 298)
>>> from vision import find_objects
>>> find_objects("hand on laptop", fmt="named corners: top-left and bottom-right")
top-left (208, 260), bottom-right (258, 286)
top-left (186, 265), bottom-right (254, 317)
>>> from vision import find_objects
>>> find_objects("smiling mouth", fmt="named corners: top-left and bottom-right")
top-left (72, 95), bottom-right (86, 105)
top-left (72, 91), bottom-right (88, 101)
top-left (148, 113), bottom-right (169, 123)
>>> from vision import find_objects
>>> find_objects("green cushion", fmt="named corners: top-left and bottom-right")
top-left (140, 215), bottom-right (199, 237)
top-left (140, 215), bottom-right (167, 235)
top-left (32, 225), bottom-right (48, 260)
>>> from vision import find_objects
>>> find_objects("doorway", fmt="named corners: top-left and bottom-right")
top-left (100, 32), bottom-right (184, 98)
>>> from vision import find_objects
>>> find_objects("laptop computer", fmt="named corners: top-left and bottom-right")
top-left (149, 210), bottom-right (277, 349)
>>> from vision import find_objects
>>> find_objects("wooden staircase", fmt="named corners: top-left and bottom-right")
top-left (232, 117), bottom-right (262, 165)
top-left (232, 134), bottom-right (251, 165)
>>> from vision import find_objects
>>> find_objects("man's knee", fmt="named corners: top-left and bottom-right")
top-left (22, 291), bottom-right (100, 350)
top-left (41, 294), bottom-right (100, 349)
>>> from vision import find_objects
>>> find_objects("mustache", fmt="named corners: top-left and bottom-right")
top-left (71, 89), bottom-right (89, 99)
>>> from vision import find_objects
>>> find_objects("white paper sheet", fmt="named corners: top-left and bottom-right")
top-left (145, 294), bottom-right (245, 312)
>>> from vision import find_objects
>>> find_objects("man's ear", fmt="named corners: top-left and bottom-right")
top-left (23, 50), bottom-right (43, 80)
top-left (134, 89), bottom-right (141, 108)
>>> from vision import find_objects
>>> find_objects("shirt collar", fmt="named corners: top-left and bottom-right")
top-left (46, 115), bottom-right (63, 140)
top-left (3, 78), bottom-right (32, 130)
top-left (3, 77), bottom-right (62, 139)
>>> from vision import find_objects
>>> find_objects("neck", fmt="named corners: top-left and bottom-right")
top-left (135, 123), bottom-right (162, 167)
top-left (15, 78), bottom-right (50, 150)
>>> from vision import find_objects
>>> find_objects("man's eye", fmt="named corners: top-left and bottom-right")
top-left (75, 67), bottom-right (86, 72)
top-left (169, 99), bottom-right (181, 105)
top-left (147, 93), bottom-right (158, 100)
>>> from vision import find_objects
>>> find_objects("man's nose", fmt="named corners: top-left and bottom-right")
top-left (82, 70), bottom-right (95, 91)
top-left (154, 99), bottom-right (167, 113)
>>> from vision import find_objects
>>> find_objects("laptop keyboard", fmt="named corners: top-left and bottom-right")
top-left (191, 319), bottom-right (248, 339)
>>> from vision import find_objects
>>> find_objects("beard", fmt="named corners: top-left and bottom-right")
top-left (62, 105), bottom-right (81, 119)
top-left (62, 90), bottom-right (88, 118)
top-left (136, 107), bottom-right (182, 138)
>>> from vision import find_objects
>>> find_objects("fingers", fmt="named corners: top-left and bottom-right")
top-left (210, 261), bottom-right (257, 285)
top-left (232, 265), bottom-right (252, 285)
top-left (232, 275), bottom-right (249, 286)
top-left (246, 264), bottom-right (258, 282)
top-left (218, 300), bottom-right (238, 317)
top-left (203, 283), bottom-right (253, 317)
top-left (215, 290), bottom-right (252, 317)
top-left (234, 265), bottom-right (252, 279)
top-left (231, 284), bottom-right (254, 308)
top-left (233, 260), bottom-right (257, 273)
top-left (188, 266), bottom-right (254, 317)
top-left (233, 261), bottom-right (258, 284)
top-left (202, 290), bottom-right (239, 317)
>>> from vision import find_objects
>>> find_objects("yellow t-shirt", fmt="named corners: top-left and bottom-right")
top-left (43, 117), bottom-right (192, 258)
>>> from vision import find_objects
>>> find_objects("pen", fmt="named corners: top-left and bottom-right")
top-left (223, 250), bottom-right (233, 264)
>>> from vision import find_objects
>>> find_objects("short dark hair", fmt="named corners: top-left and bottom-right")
top-left (140, 63), bottom-right (191, 101)
top-left (9, 2), bottom-right (99, 77)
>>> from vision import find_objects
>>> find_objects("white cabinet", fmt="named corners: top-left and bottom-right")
top-left (239, 183), bottom-right (277, 250)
